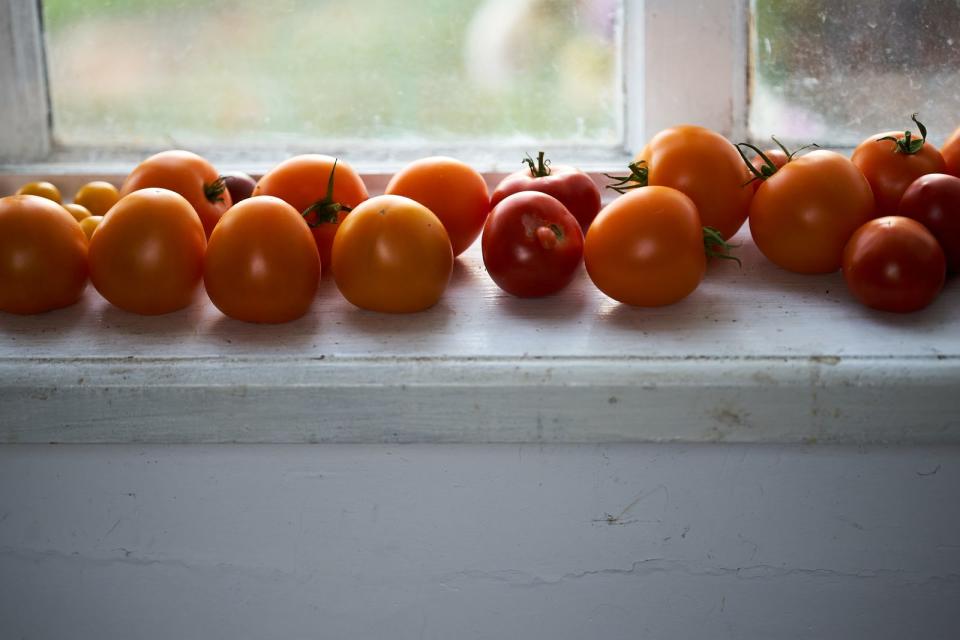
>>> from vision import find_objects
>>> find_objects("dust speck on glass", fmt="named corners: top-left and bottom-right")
top-left (42, 0), bottom-right (620, 148)
top-left (751, 0), bottom-right (960, 146)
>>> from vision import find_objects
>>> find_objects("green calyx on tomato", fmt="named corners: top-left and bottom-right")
top-left (703, 226), bottom-right (741, 266)
top-left (523, 151), bottom-right (552, 177)
top-left (204, 176), bottom-right (228, 204)
top-left (604, 161), bottom-right (649, 194)
top-left (878, 113), bottom-right (928, 155)
top-left (736, 137), bottom-right (819, 186)
top-left (301, 158), bottom-right (354, 226)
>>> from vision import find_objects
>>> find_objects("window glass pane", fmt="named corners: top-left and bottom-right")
top-left (42, 0), bottom-right (620, 149)
top-left (751, 0), bottom-right (960, 146)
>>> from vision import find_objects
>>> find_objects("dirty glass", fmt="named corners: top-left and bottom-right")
top-left (42, 0), bottom-right (620, 149)
top-left (751, 0), bottom-right (960, 146)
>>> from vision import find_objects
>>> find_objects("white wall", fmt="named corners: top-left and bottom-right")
top-left (1, 443), bottom-right (957, 639)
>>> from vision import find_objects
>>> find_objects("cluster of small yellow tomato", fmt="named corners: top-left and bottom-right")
top-left (1, 117), bottom-right (959, 322)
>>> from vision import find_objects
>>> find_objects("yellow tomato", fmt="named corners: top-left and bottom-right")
top-left (79, 215), bottom-right (103, 240)
top-left (63, 203), bottom-right (92, 222)
top-left (16, 181), bottom-right (62, 203)
top-left (74, 181), bottom-right (120, 216)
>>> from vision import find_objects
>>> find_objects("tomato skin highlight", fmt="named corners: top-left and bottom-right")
top-left (481, 191), bottom-right (584, 298)
top-left (749, 150), bottom-right (875, 274)
top-left (944, 126), bottom-right (960, 178)
top-left (204, 196), bottom-right (320, 324)
top-left (254, 155), bottom-right (369, 272)
top-left (386, 156), bottom-right (490, 256)
top-left (0, 195), bottom-right (88, 315)
top-left (332, 195), bottom-right (453, 314)
top-left (585, 186), bottom-right (705, 307)
top-left (842, 216), bottom-right (945, 313)
top-left (898, 173), bottom-right (960, 274)
top-left (637, 125), bottom-right (754, 240)
top-left (490, 158), bottom-right (601, 232)
top-left (89, 188), bottom-right (206, 315)
top-left (852, 131), bottom-right (945, 217)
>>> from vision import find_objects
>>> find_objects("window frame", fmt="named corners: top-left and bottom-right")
top-left (0, 0), bottom-right (750, 173)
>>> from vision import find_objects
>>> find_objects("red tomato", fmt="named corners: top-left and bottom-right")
top-left (0, 195), bottom-right (88, 314)
top-left (898, 173), bottom-right (960, 274)
top-left (385, 156), bottom-right (490, 256)
top-left (253, 155), bottom-right (368, 272)
top-left (749, 150), bottom-right (875, 274)
top-left (491, 152), bottom-right (601, 231)
top-left (120, 150), bottom-right (232, 238)
top-left (944, 126), bottom-right (960, 178)
top-left (842, 216), bottom-right (945, 313)
top-left (585, 186), bottom-right (706, 307)
top-left (221, 171), bottom-right (257, 204)
top-left (851, 115), bottom-right (946, 216)
top-left (89, 188), bottom-right (206, 315)
top-left (632, 125), bottom-right (754, 240)
top-left (481, 191), bottom-right (583, 297)
top-left (204, 196), bottom-right (320, 323)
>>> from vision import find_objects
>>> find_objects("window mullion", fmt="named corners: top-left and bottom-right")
top-left (0, 0), bottom-right (51, 162)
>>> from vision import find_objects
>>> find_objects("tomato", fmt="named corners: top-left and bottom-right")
top-left (490, 152), bottom-right (601, 231)
top-left (749, 150), bottom-right (875, 274)
top-left (63, 203), bottom-right (92, 222)
top-left (898, 173), bottom-right (960, 274)
top-left (584, 186), bottom-right (706, 307)
top-left (737, 136), bottom-right (818, 192)
top-left (74, 181), bottom-right (119, 216)
top-left (851, 114), bottom-right (946, 216)
top-left (332, 194), bottom-right (453, 313)
top-left (79, 215), bottom-right (103, 241)
top-left (631, 125), bottom-right (754, 240)
top-left (89, 188), bottom-right (206, 315)
top-left (944, 126), bottom-right (960, 178)
top-left (842, 216), bottom-right (945, 313)
top-left (15, 181), bottom-right (61, 203)
top-left (254, 155), bottom-right (368, 272)
top-left (481, 191), bottom-right (583, 297)
top-left (221, 171), bottom-right (257, 204)
top-left (385, 156), bottom-right (490, 256)
top-left (120, 150), bottom-right (232, 238)
top-left (0, 195), bottom-right (88, 314)
top-left (204, 196), bottom-right (320, 324)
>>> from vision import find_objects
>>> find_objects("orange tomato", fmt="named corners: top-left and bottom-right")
top-left (63, 203), bottom-right (92, 222)
top-left (204, 196), bottom-right (320, 324)
top-left (385, 156), bottom-right (490, 256)
top-left (585, 186), bottom-right (705, 307)
top-left (15, 181), bottom-right (62, 203)
top-left (120, 150), bottom-right (231, 238)
top-left (253, 155), bottom-right (368, 272)
top-left (0, 195), bottom-right (88, 314)
top-left (89, 188), bottom-right (206, 315)
top-left (943, 126), bottom-right (960, 178)
top-left (636, 125), bottom-right (754, 240)
top-left (74, 181), bottom-right (120, 216)
top-left (79, 215), bottom-right (103, 240)
top-left (332, 195), bottom-right (453, 313)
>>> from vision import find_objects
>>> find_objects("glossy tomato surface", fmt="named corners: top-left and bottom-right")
top-left (842, 216), bottom-right (945, 313)
top-left (637, 125), bottom-right (753, 240)
top-left (121, 150), bottom-right (231, 238)
top-left (749, 150), bottom-right (875, 274)
top-left (332, 195), bottom-right (453, 313)
top-left (89, 188), bottom-right (206, 315)
top-left (204, 196), bottom-right (320, 324)
top-left (254, 155), bottom-right (368, 272)
top-left (482, 191), bottom-right (583, 297)
top-left (0, 195), bottom-right (88, 314)
top-left (585, 186), bottom-right (705, 307)
top-left (898, 173), bottom-right (960, 274)
top-left (386, 156), bottom-right (489, 256)
top-left (74, 181), bottom-right (120, 216)
top-left (851, 128), bottom-right (945, 216)
top-left (490, 153), bottom-right (601, 231)
top-left (944, 126), bottom-right (960, 178)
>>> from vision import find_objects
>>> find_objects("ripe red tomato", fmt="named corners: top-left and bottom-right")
top-left (749, 150), bottom-right (875, 274)
top-left (481, 191), bottom-right (583, 297)
top-left (120, 150), bottom-right (232, 238)
top-left (842, 216), bottom-right (945, 313)
top-left (944, 126), bottom-right (960, 178)
top-left (851, 115), bottom-right (946, 216)
top-left (253, 155), bottom-right (368, 272)
top-left (204, 196), bottom-right (320, 323)
top-left (898, 173), bottom-right (960, 274)
top-left (332, 195), bottom-right (453, 313)
top-left (89, 188), bottom-right (206, 315)
top-left (221, 171), bottom-right (257, 204)
top-left (491, 152), bottom-right (601, 231)
top-left (585, 186), bottom-right (706, 307)
top-left (0, 195), bottom-right (88, 314)
top-left (632, 125), bottom-right (754, 240)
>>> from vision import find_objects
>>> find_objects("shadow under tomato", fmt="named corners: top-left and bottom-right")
top-left (338, 298), bottom-right (456, 338)
top-left (597, 287), bottom-right (732, 334)
top-left (0, 284), bottom-right (96, 342)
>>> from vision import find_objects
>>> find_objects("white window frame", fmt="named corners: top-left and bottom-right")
top-left (0, 0), bottom-right (749, 177)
